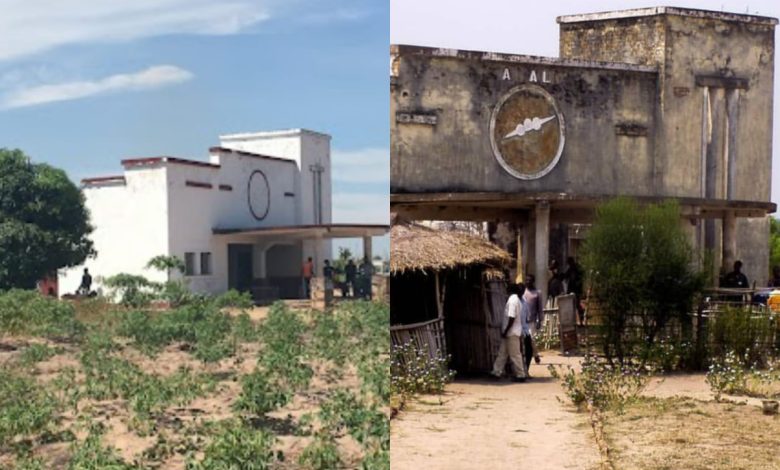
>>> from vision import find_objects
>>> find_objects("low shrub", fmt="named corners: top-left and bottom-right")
top-left (0, 289), bottom-right (84, 339)
top-left (188, 419), bottom-right (280, 470)
top-left (390, 340), bottom-right (455, 396)
top-left (549, 356), bottom-right (651, 412)
top-left (708, 306), bottom-right (777, 367)
top-left (68, 424), bottom-right (136, 469)
top-left (0, 368), bottom-right (59, 447)
top-left (233, 368), bottom-right (291, 416)
top-left (298, 431), bottom-right (342, 470)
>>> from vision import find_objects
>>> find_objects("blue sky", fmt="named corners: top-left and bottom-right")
top-left (392, 0), bottom-right (780, 209)
top-left (0, 0), bottom-right (389, 257)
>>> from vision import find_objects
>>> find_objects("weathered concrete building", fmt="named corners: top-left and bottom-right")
top-left (391, 7), bottom-right (778, 299)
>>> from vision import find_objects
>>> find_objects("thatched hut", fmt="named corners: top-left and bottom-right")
top-left (391, 219), bottom-right (512, 373)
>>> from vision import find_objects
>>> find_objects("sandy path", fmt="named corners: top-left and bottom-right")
top-left (390, 353), bottom-right (600, 470)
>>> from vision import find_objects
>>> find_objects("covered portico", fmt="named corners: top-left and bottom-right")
top-left (392, 192), bottom-right (776, 303)
top-left (213, 223), bottom-right (388, 302)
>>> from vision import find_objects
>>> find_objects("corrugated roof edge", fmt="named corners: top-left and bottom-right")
top-left (390, 44), bottom-right (658, 73)
top-left (557, 6), bottom-right (778, 26)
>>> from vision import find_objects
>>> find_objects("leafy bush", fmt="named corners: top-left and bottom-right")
top-left (391, 340), bottom-right (455, 396)
top-left (582, 198), bottom-right (705, 364)
top-left (233, 368), bottom-right (292, 415)
top-left (188, 419), bottom-right (280, 470)
top-left (0, 289), bottom-right (84, 339)
top-left (0, 368), bottom-right (59, 446)
top-left (102, 273), bottom-right (157, 308)
top-left (549, 356), bottom-right (652, 412)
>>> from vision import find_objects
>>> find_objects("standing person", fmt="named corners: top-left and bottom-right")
top-left (78, 268), bottom-right (92, 296)
top-left (359, 257), bottom-right (374, 300)
top-left (302, 257), bottom-right (314, 298)
top-left (345, 259), bottom-right (357, 298)
top-left (722, 260), bottom-right (749, 288)
top-left (565, 257), bottom-right (585, 325)
top-left (490, 283), bottom-right (528, 382)
top-left (523, 274), bottom-right (543, 366)
top-left (547, 260), bottom-right (563, 308)
top-left (323, 259), bottom-right (334, 291)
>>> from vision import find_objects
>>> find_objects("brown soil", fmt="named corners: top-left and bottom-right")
top-left (390, 352), bottom-right (600, 470)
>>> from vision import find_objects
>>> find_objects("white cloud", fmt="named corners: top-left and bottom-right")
top-left (1, 65), bottom-right (193, 109)
top-left (0, 0), bottom-right (271, 62)
top-left (332, 191), bottom-right (389, 225)
top-left (332, 148), bottom-right (389, 184)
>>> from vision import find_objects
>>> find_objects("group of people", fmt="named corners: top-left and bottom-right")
top-left (302, 257), bottom-right (374, 299)
top-left (491, 275), bottom-right (544, 382)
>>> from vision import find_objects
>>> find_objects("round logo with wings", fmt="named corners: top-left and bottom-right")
top-left (489, 84), bottom-right (565, 180)
top-left (247, 170), bottom-right (270, 221)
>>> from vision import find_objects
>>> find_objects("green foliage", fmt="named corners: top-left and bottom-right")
top-left (146, 255), bottom-right (186, 275)
top-left (233, 368), bottom-right (292, 415)
top-left (257, 303), bottom-right (312, 390)
top-left (0, 289), bottom-right (84, 339)
top-left (102, 274), bottom-right (157, 308)
top-left (582, 198), bottom-right (706, 364)
top-left (213, 289), bottom-right (254, 310)
top-left (549, 357), bottom-right (652, 412)
top-left (706, 350), bottom-right (746, 401)
top-left (187, 419), bottom-right (280, 470)
top-left (0, 148), bottom-right (94, 290)
top-left (115, 300), bottom-right (241, 362)
top-left (79, 338), bottom-right (214, 421)
top-left (770, 217), bottom-right (780, 275)
top-left (709, 306), bottom-right (777, 367)
top-left (391, 340), bottom-right (455, 396)
top-left (68, 424), bottom-right (137, 469)
top-left (0, 368), bottom-right (59, 447)
top-left (19, 343), bottom-right (60, 366)
top-left (298, 431), bottom-right (342, 470)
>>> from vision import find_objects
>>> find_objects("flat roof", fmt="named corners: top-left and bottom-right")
top-left (220, 128), bottom-right (331, 141)
top-left (391, 44), bottom-right (658, 73)
top-left (209, 146), bottom-right (296, 165)
top-left (213, 223), bottom-right (389, 239)
top-left (121, 156), bottom-right (220, 170)
top-left (557, 7), bottom-right (778, 26)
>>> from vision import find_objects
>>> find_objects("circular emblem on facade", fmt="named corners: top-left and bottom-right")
top-left (489, 84), bottom-right (565, 180)
top-left (247, 170), bottom-right (270, 221)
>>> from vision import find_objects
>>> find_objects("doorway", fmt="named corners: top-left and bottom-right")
top-left (228, 244), bottom-right (253, 292)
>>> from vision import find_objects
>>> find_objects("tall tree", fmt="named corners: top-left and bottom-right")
top-left (0, 149), bottom-right (94, 289)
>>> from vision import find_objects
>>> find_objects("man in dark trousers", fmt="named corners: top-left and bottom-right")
top-left (345, 259), bottom-right (357, 298)
top-left (565, 257), bottom-right (585, 325)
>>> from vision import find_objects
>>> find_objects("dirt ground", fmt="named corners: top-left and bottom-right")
top-left (390, 352), bottom-right (600, 470)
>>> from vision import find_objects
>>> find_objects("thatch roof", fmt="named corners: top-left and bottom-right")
top-left (390, 222), bottom-right (512, 274)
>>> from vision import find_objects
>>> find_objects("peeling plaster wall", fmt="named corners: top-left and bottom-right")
top-left (391, 50), bottom-right (658, 196)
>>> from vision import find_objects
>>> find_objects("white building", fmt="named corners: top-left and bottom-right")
top-left (60, 129), bottom-right (387, 300)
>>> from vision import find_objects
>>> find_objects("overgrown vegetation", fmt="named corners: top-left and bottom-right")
top-left (0, 288), bottom-right (389, 468)
top-left (582, 198), bottom-right (706, 365)
top-left (390, 340), bottom-right (455, 398)
top-left (549, 357), bottom-right (652, 413)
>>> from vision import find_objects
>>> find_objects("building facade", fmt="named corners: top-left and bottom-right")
top-left (61, 128), bottom-right (386, 300)
top-left (391, 7), bottom-right (778, 300)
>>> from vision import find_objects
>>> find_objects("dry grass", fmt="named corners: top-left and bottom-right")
top-left (604, 396), bottom-right (780, 470)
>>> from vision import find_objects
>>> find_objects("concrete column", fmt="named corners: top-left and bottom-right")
top-left (723, 210), bottom-right (737, 271)
top-left (535, 201), bottom-right (550, 305)
top-left (362, 235), bottom-right (373, 261)
top-left (523, 218), bottom-right (535, 280)
top-left (313, 236), bottom-right (324, 275)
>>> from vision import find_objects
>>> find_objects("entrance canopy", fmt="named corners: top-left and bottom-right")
top-left (213, 223), bottom-right (389, 239)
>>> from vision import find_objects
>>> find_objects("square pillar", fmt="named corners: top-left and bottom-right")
top-left (535, 201), bottom-right (550, 304)
top-left (362, 235), bottom-right (373, 261)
